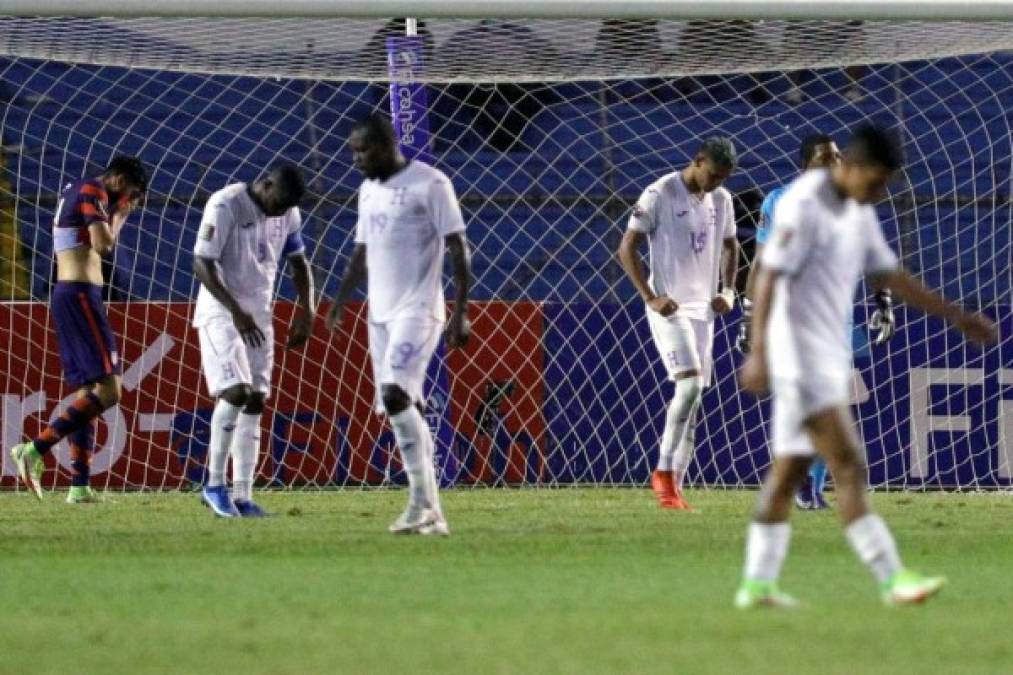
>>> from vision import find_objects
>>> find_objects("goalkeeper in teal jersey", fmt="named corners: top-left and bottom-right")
top-left (739, 133), bottom-right (897, 510)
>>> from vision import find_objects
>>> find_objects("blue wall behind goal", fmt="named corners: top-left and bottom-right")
top-left (2, 54), bottom-right (1009, 309)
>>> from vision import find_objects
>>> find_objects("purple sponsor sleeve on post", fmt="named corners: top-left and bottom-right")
top-left (386, 36), bottom-right (434, 164)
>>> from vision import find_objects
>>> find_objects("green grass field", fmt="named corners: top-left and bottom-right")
top-left (1, 488), bottom-right (1011, 675)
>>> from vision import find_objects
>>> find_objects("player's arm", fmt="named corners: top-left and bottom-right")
top-left (445, 232), bottom-right (472, 349)
top-left (193, 200), bottom-right (265, 347)
top-left (279, 212), bottom-right (315, 350)
top-left (285, 252), bottom-right (316, 350)
top-left (85, 195), bottom-right (126, 255)
top-left (618, 188), bottom-right (676, 316)
top-left (711, 236), bottom-right (740, 315)
top-left (868, 269), bottom-right (995, 345)
top-left (193, 256), bottom-right (265, 348)
top-left (428, 174), bottom-right (471, 348)
top-left (325, 243), bottom-right (366, 332)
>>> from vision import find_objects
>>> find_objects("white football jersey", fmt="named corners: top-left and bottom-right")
top-left (763, 169), bottom-right (898, 387)
top-left (627, 171), bottom-right (736, 321)
top-left (192, 183), bottom-right (304, 327)
top-left (355, 160), bottom-right (466, 324)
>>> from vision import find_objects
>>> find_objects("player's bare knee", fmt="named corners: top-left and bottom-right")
top-left (381, 384), bottom-right (411, 416)
top-left (244, 392), bottom-right (266, 415)
top-left (220, 383), bottom-right (251, 407)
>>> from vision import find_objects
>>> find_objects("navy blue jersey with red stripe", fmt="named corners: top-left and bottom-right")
top-left (53, 178), bottom-right (110, 253)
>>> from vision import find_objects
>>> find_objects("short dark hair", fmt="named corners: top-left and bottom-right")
top-left (847, 124), bottom-right (903, 172)
top-left (267, 163), bottom-right (306, 208)
top-left (104, 155), bottom-right (147, 193)
top-left (352, 113), bottom-right (398, 147)
top-left (698, 136), bottom-right (737, 170)
top-left (799, 133), bottom-right (833, 168)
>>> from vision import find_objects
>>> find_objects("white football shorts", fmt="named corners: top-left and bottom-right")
top-left (646, 309), bottom-right (714, 386)
top-left (198, 315), bottom-right (274, 398)
top-left (769, 376), bottom-right (850, 457)
top-left (368, 316), bottom-right (442, 414)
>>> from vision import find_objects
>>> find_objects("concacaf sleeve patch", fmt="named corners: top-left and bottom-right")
top-left (200, 223), bottom-right (216, 241)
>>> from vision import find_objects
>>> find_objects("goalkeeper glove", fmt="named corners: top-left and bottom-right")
top-left (870, 288), bottom-right (896, 346)
top-left (736, 298), bottom-right (752, 355)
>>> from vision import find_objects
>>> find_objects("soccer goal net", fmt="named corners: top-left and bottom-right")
top-left (1, 4), bottom-right (1011, 491)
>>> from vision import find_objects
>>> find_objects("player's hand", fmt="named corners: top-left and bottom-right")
top-left (953, 311), bottom-right (998, 346)
top-left (739, 352), bottom-right (769, 395)
top-left (325, 300), bottom-right (343, 333)
top-left (870, 289), bottom-right (896, 346)
top-left (445, 310), bottom-right (471, 349)
top-left (647, 296), bottom-right (678, 317)
top-left (286, 312), bottom-right (312, 350)
top-left (231, 307), bottom-right (266, 348)
top-left (736, 299), bottom-right (752, 354)
top-left (709, 293), bottom-right (733, 316)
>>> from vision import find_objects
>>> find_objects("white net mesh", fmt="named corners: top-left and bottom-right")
top-left (1, 16), bottom-right (1011, 490)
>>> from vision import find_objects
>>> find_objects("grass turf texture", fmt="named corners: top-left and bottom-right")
top-left (1, 489), bottom-right (1011, 675)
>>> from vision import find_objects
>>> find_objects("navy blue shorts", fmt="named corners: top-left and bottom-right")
top-left (51, 281), bottom-right (121, 388)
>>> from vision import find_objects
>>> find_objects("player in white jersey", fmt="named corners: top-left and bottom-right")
top-left (618, 137), bottom-right (741, 510)
top-left (327, 114), bottom-right (471, 536)
top-left (739, 133), bottom-right (897, 511)
top-left (193, 164), bottom-right (316, 518)
top-left (735, 126), bottom-right (996, 608)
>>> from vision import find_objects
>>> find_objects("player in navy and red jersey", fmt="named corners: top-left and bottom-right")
top-left (9, 156), bottom-right (147, 503)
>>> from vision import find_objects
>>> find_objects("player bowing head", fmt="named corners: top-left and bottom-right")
top-left (617, 136), bottom-right (741, 510)
top-left (327, 113), bottom-right (472, 536)
top-left (9, 155), bottom-right (147, 503)
top-left (832, 124), bottom-right (903, 203)
top-left (684, 136), bottom-right (737, 193)
top-left (735, 124), bottom-right (995, 608)
top-left (192, 162), bottom-right (316, 518)
top-left (254, 162), bottom-right (307, 216)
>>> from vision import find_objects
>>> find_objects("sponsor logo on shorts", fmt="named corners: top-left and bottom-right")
top-left (241, 221), bottom-right (256, 229)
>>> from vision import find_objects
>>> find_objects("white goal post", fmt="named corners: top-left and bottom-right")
top-left (2, 0), bottom-right (1013, 20)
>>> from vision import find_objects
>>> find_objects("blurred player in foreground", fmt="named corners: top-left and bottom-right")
top-left (739, 133), bottom-right (898, 510)
top-left (736, 125), bottom-right (996, 608)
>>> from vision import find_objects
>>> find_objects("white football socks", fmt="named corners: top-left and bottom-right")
top-left (744, 522), bottom-right (792, 583)
top-left (390, 407), bottom-right (437, 511)
top-left (845, 513), bottom-right (903, 584)
top-left (230, 411), bottom-right (261, 503)
top-left (657, 375), bottom-right (703, 473)
top-left (207, 399), bottom-right (242, 488)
